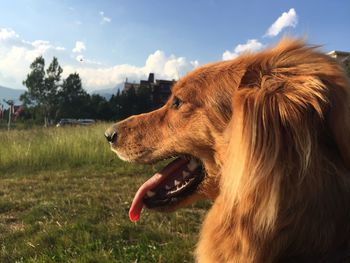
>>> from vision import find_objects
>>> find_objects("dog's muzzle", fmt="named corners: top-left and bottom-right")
top-left (104, 128), bottom-right (118, 144)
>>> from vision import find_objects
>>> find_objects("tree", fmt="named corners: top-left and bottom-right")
top-left (45, 57), bottom-right (63, 120)
top-left (119, 87), bottom-right (138, 118)
top-left (57, 73), bottom-right (89, 118)
top-left (109, 89), bottom-right (122, 120)
top-left (21, 56), bottom-right (159, 123)
top-left (21, 56), bottom-right (62, 126)
top-left (87, 94), bottom-right (112, 120)
top-left (20, 56), bottom-right (45, 107)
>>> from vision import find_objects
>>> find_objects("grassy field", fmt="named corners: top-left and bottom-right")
top-left (0, 123), bottom-right (210, 262)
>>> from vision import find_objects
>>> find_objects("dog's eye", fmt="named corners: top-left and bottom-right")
top-left (171, 97), bottom-right (183, 109)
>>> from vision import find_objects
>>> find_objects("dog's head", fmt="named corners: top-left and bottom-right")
top-left (105, 38), bottom-right (350, 222)
top-left (105, 61), bottom-right (242, 220)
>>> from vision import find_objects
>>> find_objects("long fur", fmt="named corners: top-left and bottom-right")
top-left (197, 38), bottom-right (350, 262)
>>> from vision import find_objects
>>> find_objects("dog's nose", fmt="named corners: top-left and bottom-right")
top-left (104, 128), bottom-right (117, 144)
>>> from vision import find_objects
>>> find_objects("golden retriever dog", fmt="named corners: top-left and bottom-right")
top-left (105, 38), bottom-right (350, 262)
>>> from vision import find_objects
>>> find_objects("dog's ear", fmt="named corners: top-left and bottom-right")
top-left (232, 44), bottom-right (350, 180)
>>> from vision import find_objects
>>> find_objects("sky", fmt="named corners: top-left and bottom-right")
top-left (0, 0), bottom-right (349, 92)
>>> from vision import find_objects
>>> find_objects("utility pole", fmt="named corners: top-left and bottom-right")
top-left (0, 103), bottom-right (3, 121)
top-left (3, 99), bottom-right (14, 131)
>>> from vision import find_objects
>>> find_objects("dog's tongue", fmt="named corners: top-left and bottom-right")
top-left (129, 157), bottom-right (189, 222)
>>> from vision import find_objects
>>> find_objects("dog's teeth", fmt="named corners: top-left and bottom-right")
top-left (188, 158), bottom-right (199, 171)
top-left (174, 180), bottom-right (181, 186)
top-left (182, 171), bottom-right (190, 179)
top-left (165, 184), bottom-right (171, 190)
top-left (146, 190), bottom-right (156, 197)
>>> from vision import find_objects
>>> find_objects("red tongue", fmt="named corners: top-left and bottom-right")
top-left (129, 158), bottom-right (189, 222)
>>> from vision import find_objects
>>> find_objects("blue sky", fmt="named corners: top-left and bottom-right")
top-left (0, 0), bottom-right (349, 91)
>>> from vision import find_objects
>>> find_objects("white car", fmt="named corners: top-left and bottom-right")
top-left (77, 119), bottom-right (96, 126)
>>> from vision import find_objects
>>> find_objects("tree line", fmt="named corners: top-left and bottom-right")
top-left (9, 56), bottom-right (350, 126)
top-left (19, 56), bottom-right (155, 125)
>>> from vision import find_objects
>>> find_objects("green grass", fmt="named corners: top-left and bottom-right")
top-left (0, 124), bottom-right (210, 262)
top-left (0, 123), bottom-right (117, 173)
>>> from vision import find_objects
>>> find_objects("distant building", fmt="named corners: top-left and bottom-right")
top-left (124, 73), bottom-right (176, 108)
top-left (327, 50), bottom-right (350, 67)
top-left (0, 103), bottom-right (24, 121)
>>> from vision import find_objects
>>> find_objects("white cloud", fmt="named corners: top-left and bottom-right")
top-left (222, 39), bottom-right (264, 60)
top-left (0, 28), bottom-right (66, 89)
top-left (0, 44), bottom-right (63, 88)
top-left (0, 28), bottom-right (19, 41)
top-left (72, 41), bottom-right (86, 53)
top-left (32, 40), bottom-right (66, 53)
top-left (63, 50), bottom-right (198, 91)
top-left (102, 17), bottom-right (111, 24)
top-left (222, 8), bottom-right (298, 60)
top-left (99, 11), bottom-right (111, 24)
top-left (190, 60), bottom-right (199, 68)
top-left (265, 8), bottom-right (298, 37)
top-left (0, 27), bottom-right (197, 91)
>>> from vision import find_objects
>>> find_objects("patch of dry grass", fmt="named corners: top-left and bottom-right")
top-left (0, 125), bottom-right (211, 262)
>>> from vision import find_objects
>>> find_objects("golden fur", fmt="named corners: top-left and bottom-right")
top-left (107, 38), bottom-right (350, 262)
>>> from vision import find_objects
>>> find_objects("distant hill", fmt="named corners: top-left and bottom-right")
top-left (91, 84), bottom-right (123, 100)
top-left (0, 85), bottom-right (25, 105)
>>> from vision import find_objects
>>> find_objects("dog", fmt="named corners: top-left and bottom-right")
top-left (105, 38), bottom-right (350, 262)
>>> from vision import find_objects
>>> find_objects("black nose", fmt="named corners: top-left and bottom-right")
top-left (104, 130), bottom-right (117, 143)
